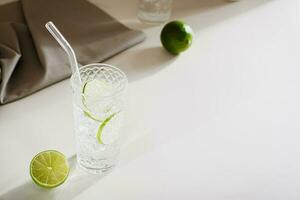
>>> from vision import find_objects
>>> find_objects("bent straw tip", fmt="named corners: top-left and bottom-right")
top-left (45, 21), bottom-right (54, 28)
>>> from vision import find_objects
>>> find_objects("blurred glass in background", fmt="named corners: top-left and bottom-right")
top-left (138, 0), bottom-right (173, 23)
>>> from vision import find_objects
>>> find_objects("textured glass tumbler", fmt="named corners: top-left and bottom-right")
top-left (138, 0), bottom-right (173, 23)
top-left (71, 63), bottom-right (128, 174)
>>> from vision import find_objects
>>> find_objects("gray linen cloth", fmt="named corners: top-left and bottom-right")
top-left (0, 0), bottom-right (145, 104)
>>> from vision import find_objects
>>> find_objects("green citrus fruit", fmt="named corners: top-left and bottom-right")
top-left (160, 21), bottom-right (193, 55)
top-left (30, 150), bottom-right (69, 188)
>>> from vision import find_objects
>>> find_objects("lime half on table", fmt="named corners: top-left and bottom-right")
top-left (30, 150), bottom-right (69, 189)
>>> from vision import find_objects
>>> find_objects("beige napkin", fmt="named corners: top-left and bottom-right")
top-left (0, 0), bottom-right (145, 104)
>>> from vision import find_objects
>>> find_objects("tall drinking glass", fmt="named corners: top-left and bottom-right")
top-left (71, 63), bottom-right (128, 174)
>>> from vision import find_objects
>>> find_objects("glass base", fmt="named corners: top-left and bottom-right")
top-left (75, 146), bottom-right (120, 174)
top-left (77, 161), bottom-right (115, 174)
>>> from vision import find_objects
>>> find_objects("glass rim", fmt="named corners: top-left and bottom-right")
top-left (70, 63), bottom-right (128, 99)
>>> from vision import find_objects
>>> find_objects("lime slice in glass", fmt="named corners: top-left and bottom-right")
top-left (30, 150), bottom-right (69, 189)
top-left (97, 112), bottom-right (118, 145)
top-left (82, 79), bottom-right (113, 122)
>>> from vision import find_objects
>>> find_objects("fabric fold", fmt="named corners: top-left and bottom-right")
top-left (0, 0), bottom-right (145, 104)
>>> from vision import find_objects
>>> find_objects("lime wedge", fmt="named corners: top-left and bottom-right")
top-left (97, 113), bottom-right (118, 145)
top-left (30, 150), bottom-right (69, 189)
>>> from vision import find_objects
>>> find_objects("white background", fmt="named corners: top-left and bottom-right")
top-left (1, 0), bottom-right (300, 199)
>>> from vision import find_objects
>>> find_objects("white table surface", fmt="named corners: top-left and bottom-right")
top-left (1, 0), bottom-right (300, 199)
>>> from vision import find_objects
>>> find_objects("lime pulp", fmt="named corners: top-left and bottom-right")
top-left (29, 150), bottom-right (69, 188)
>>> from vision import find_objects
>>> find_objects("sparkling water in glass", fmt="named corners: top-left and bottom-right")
top-left (138, 0), bottom-right (173, 23)
top-left (71, 63), bottom-right (128, 174)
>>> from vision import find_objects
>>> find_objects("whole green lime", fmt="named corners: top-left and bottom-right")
top-left (160, 21), bottom-right (193, 55)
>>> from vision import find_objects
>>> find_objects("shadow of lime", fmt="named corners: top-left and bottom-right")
top-left (0, 155), bottom-right (111, 200)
